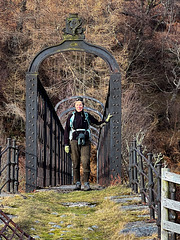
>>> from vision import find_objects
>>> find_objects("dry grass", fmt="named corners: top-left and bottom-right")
top-left (0, 184), bottom-right (157, 240)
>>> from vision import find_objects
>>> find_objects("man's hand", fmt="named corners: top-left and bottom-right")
top-left (105, 113), bottom-right (113, 123)
top-left (65, 146), bottom-right (70, 154)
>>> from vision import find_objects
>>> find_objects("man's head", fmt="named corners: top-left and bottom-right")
top-left (75, 97), bottom-right (84, 112)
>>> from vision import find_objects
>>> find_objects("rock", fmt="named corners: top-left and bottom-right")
top-left (120, 221), bottom-right (158, 237)
top-left (61, 202), bottom-right (96, 208)
top-left (35, 220), bottom-right (40, 223)
top-left (120, 204), bottom-right (149, 211)
top-left (92, 225), bottom-right (98, 229)
top-left (88, 227), bottom-right (94, 231)
top-left (53, 224), bottom-right (62, 229)
top-left (51, 212), bottom-right (58, 215)
top-left (67, 224), bottom-right (73, 228)
top-left (48, 222), bottom-right (56, 225)
top-left (112, 196), bottom-right (141, 203)
top-left (50, 229), bottom-right (55, 231)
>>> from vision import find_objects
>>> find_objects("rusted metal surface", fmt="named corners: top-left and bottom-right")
top-left (0, 209), bottom-right (34, 239)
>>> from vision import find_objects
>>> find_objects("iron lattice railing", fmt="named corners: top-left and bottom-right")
top-left (129, 140), bottom-right (162, 237)
top-left (37, 79), bottom-right (72, 187)
top-left (129, 140), bottom-right (179, 240)
top-left (26, 78), bottom-right (72, 192)
top-left (0, 210), bottom-right (34, 239)
top-left (0, 139), bottom-right (19, 194)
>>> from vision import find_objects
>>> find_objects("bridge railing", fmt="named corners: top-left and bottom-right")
top-left (129, 140), bottom-right (162, 237)
top-left (26, 74), bottom-right (72, 192)
top-left (0, 138), bottom-right (19, 194)
top-left (36, 79), bottom-right (72, 188)
top-left (97, 88), bottom-right (110, 186)
top-left (129, 140), bottom-right (180, 240)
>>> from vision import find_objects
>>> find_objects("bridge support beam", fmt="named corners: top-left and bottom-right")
top-left (26, 73), bottom-right (38, 192)
top-left (109, 73), bottom-right (121, 183)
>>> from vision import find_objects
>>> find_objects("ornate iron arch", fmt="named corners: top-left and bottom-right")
top-left (26, 13), bottom-right (121, 191)
top-left (28, 14), bottom-right (120, 73)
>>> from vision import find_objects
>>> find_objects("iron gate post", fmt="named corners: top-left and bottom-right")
top-left (26, 73), bottom-right (38, 192)
top-left (132, 140), bottom-right (138, 193)
top-left (129, 141), bottom-right (133, 189)
top-left (11, 139), bottom-right (16, 193)
top-left (137, 145), bottom-right (146, 203)
top-left (148, 153), bottom-right (155, 219)
top-left (157, 159), bottom-right (162, 239)
top-left (15, 144), bottom-right (19, 193)
top-left (109, 73), bottom-right (121, 183)
top-left (7, 138), bottom-right (11, 192)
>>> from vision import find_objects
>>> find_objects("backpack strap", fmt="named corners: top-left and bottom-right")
top-left (70, 111), bottom-right (75, 128)
top-left (69, 111), bottom-right (91, 141)
top-left (84, 112), bottom-right (90, 127)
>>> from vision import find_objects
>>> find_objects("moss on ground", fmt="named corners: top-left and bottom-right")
top-left (0, 185), bottom-right (157, 240)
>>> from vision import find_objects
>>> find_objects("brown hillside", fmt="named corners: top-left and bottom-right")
top-left (0, 0), bottom-right (180, 171)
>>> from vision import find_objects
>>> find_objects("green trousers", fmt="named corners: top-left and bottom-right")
top-left (70, 140), bottom-right (91, 183)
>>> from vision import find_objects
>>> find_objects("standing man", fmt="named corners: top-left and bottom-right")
top-left (64, 97), bottom-right (112, 191)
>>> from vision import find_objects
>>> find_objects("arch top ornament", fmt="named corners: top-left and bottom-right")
top-left (28, 13), bottom-right (120, 74)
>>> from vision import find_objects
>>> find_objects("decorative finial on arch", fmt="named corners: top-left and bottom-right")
top-left (63, 13), bottom-right (85, 40)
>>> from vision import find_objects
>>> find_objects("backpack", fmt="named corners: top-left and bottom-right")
top-left (69, 111), bottom-right (91, 141)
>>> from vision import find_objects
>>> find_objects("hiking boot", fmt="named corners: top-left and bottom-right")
top-left (74, 181), bottom-right (81, 191)
top-left (84, 182), bottom-right (91, 191)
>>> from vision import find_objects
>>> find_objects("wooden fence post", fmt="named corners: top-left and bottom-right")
top-left (161, 168), bottom-right (169, 240)
top-left (169, 182), bottom-right (177, 240)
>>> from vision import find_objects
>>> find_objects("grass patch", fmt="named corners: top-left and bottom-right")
top-left (0, 185), bottom-right (155, 240)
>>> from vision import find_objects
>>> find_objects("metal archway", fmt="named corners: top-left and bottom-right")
top-left (26, 13), bottom-right (121, 192)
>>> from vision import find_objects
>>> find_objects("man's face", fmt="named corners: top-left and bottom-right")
top-left (75, 101), bottom-right (83, 112)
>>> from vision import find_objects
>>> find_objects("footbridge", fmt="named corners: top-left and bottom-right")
top-left (25, 13), bottom-right (121, 192)
top-left (1, 14), bottom-right (180, 240)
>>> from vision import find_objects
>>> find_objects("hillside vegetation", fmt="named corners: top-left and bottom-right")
top-left (0, 0), bottom-right (180, 171)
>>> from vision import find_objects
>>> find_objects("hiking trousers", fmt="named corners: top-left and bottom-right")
top-left (70, 140), bottom-right (91, 183)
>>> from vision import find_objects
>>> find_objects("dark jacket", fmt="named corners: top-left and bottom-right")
top-left (64, 110), bottom-right (105, 145)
